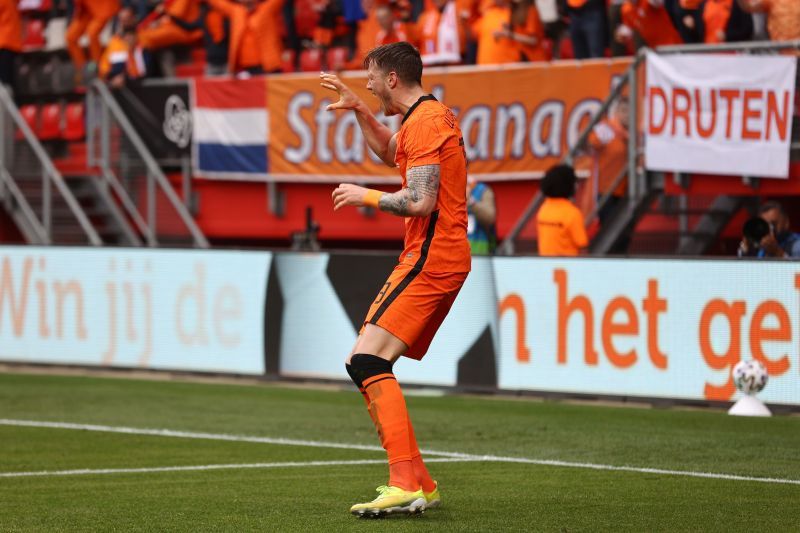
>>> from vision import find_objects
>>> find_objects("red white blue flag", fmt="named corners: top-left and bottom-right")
top-left (192, 78), bottom-right (268, 179)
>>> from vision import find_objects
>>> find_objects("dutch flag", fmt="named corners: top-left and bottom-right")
top-left (192, 78), bottom-right (268, 179)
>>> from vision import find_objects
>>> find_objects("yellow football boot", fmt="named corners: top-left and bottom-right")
top-left (350, 485), bottom-right (426, 518)
top-left (423, 481), bottom-right (441, 509)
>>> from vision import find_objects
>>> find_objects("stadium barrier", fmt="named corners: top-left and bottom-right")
top-left (0, 246), bottom-right (798, 407)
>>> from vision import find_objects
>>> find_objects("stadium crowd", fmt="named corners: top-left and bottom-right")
top-left (0, 0), bottom-right (798, 88)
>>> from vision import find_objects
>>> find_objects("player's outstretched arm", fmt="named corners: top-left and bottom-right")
top-left (332, 164), bottom-right (440, 217)
top-left (320, 72), bottom-right (397, 167)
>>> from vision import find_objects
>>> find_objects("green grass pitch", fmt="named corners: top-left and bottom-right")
top-left (1, 371), bottom-right (799, 532)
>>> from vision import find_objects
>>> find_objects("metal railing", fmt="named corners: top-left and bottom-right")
top-left (498, 53), bottom-right (644, 255)
top-left (87, 80), bottom-right (209, 248)
top-left (0, 84), bottom-right (101, 246)
top-left (498, 39), bottom-right (800, 256)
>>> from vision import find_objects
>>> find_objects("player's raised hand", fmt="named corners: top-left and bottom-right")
top-left (332, 183), bottom-right (368, 211)
top-left (320, 72), bottom-right (362, 111)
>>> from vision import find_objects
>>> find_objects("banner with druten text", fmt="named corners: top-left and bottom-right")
top-left (645, 52), bottom-right (796, 179)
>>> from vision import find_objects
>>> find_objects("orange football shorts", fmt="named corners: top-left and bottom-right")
top-left (362, 263), bottom-right (468, 360)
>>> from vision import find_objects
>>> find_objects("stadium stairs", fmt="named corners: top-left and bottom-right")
top-left (623, 155), bottom-right (800, 256)
top-left (1, 79), bottom-right (203, 247)
top-left (4, 111), bottom-right (142, 246)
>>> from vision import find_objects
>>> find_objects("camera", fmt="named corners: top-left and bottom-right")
top-left (742, 217), bottom-right (771, 250)
top-left (743, 216), bottom-right (770, 245)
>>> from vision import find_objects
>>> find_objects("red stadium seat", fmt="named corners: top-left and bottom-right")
top-left (175, 63), bottom-right (205, 78)
top-left (39, 102), bottom-right (62, 140)
top-left (281, 49), bottom-right (296, 73)
top-left (299, 48), bottom-right (323, 72)
top-left (63, 102), bottom-right (86, 141)
top-left (326, 46), bottom-right (349, 71)
top-left (558, 37), bottom-right (574, 60)
top-left (16, 105), bottom-right (38, 140)
top-left (22, 19), bottom-right (46, 50)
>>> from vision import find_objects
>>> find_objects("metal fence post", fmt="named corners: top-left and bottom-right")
top-left (678, 193), bottom-right (689, 251)
top-left (86, 88), bottom-right (95, 167)
top-left (0, 102), bottom-right (5, 201)
top-left (147, 170), bottom-right (156, 247)
top-left (92, 81), bottom-right (208, 248)
top-left (628, 56), bottom-right (639, 202)
top-left (0, 96), bottom-right (5, 169)
top-left (43, 169), bottom-right (51, 241)
top-left (100, 95), bottom-right (110, 170)
top-left (181, 155), bottom-right (192, 211)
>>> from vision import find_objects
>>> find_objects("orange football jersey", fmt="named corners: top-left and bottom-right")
top-left (394, 95), bottom-right (471, 273)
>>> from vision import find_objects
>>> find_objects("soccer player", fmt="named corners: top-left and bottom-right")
top-left (320, 41), bottom-right (471, 517)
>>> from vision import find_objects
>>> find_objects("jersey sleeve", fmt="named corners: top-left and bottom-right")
top-left (569, 208), bottom-right (589, 249)
top-left (403, 119), bottom-right (447, 168)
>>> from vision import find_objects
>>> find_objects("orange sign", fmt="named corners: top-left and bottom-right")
top-left (268, 59), bottom-right (631, 182)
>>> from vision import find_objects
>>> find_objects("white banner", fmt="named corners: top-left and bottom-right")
top-left (645, 52), bottom-right (796, 179)
top-left (494, 257), bottom-right (800, 405)
top-left (0, 247), bottom-right (271, 374)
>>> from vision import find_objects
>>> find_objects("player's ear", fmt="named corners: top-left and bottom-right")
top-left (387, 71), bottom-right (398, 89)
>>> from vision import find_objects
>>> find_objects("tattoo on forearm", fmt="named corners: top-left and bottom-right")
top-left (379, 192), bottom-right (409, 215)
top-left (379, 165), bottom-right (440, 216)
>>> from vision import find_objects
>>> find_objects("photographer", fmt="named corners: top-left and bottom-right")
top-left (738, 201), bottom-right (800, 259)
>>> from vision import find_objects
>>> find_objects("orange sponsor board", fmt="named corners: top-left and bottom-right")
top-left (268, 60), bottom-right (631, 182)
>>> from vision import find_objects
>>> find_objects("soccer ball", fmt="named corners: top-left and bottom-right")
top-left (732, 360), bottom-right (768, 395)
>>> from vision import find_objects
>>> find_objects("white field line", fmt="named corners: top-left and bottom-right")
top-left (1, 419), bottom-right (799, 486)
top-left (0, 457), bottom-right (475, 479)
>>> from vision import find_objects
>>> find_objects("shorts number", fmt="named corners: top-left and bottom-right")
top-left (374, 282), bottom-right (391, 304)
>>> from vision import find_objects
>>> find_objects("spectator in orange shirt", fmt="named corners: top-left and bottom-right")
top-left (472, 0), bottom-right (521, 65)
top-left (209, 0), bottom-right (286, 75)
top-left (169, 0), bottom-right (230, 76)
top-left (375, 3), bottom-right (414, 46)
top-left (704, 0), bottom-right (731, 42)
top-left (737, 0), bottom-right (800, 141)
top-left (586, 95), bottom-right (635, 253)
top-left (671, 0), bottom-right (705, 43)
top-left (312, 0), bottom-right (338, 49)
top-left (417, 0), bottom-right (464, 65)
top-left (736, 0), bottom-right (800, 42)
top-left (99, 27), bottom-right (149, 88)
top-left (618, 0), bottom-right (682, 48)
top-left (353, 0), bottom-right (381, 68)
top-left (588, 96), bottom-right (628, 219)
top-left (480, 0), bottom-right (547, 63)
top-left (66, 0), bottom-right (121, 82)
top-left (138, 0), bottom-right (203, 51)
top-left (0, 0), bottom-right (21, 87)
top-left (703, 0), bottom-right (752, 43)
top-left (608, 0), bottom-right (631, 56)
top-left (537, 164), bottom-right (589, 257)
top-left (510, 0), bottom-right (547, 62)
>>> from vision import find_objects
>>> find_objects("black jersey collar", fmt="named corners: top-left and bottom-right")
top-left (402, 94), bottom-right (438, 124)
